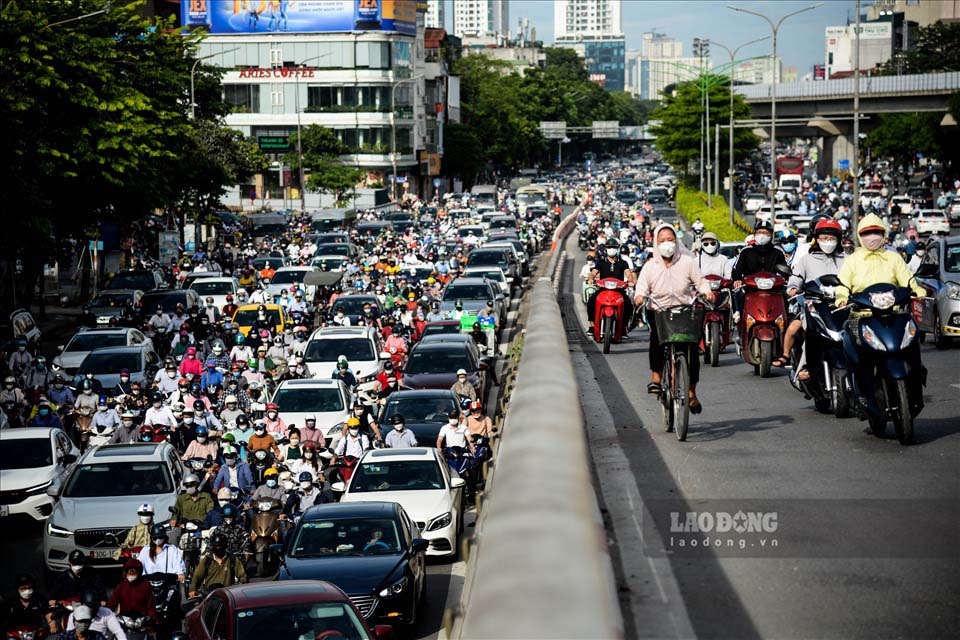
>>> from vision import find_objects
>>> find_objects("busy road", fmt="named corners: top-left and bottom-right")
top-left (559, 231), bottom-right (959, 639)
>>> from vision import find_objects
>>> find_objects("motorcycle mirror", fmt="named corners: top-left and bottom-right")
top-left (331, 481), bottom-right (346, 493)
top-left (450, 477), bottom-right (466, 489)
top-left (60, 453), bottom-right (77, 465)
top-left (819, 274), bottom-right (843, 287)
top-left (410, 538), bottom-right (430, 554)
top-left (269, 542), bottom-right (285, 559)
top-left (380, 351), bottom-right (391, 359)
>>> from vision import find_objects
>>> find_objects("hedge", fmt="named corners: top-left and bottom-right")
top-left (675, 186), bottom-right (752, 242)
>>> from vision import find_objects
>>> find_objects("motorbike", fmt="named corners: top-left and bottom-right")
top-left (581, 276), bottom-right (597, 305)
top-left (592, 277), bottom-right (630, 354)
top-left (144, 572), bottom-right (182, 636)
top-left (577, 226), bottom-right (590, 251)
top-left (178, 519), bottom-right (205, 578)
top-left (736, 270), bottom-right (789, 377)
top-left (841, 282), bottom-right (924, 445)
top-left (4, 624), bottom-right (48, 640)
top-left (250, 497), bottom-right (284, 578)
top-left (328, 454), bottom-right (360, 485)
top-left (87, 422), bottom-right (115, 448)
top-left (118, 614), bottom-right (151, 640)
top-left (789, 275), bottom-right (852, 416)
top-left (249, 450), bottom-right (275, 486)
top-left (700, 275), bottom-right (733, 367)
top-left (470, 434), bottom-right (493, 487)
top-left (444, 446), bottom-right (476, 500)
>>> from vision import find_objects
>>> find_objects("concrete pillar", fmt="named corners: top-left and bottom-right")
top-left (818, 133), bottom-right (856, 177)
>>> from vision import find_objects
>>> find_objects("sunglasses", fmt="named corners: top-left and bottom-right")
top-left (701, 241), bottom-right (717, 247)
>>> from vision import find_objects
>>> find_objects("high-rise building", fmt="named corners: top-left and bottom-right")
top-left (641, 32), bottom-right (682, 60)
top-left (643, 57), bottom-right (710, 100)
top-left (554, 1), bottom-right (624, 92)
top-left (453, 0), bottom-right (510, 39)
top-left (625, 49), bottom-right (642, 95)
top-left (867, 0), bottom-right (960, 26)
top-left (732, 56), bottom-right (782, 84)
top-left (424, 0), bottom-right (444, 30)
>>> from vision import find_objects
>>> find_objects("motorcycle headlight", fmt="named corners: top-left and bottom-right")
top-left (426, 512), bottom-right (452, 531)
top-left (378, 576), bottom-right (409, 598)
top-left (946, 282), bottom-right (960, 301)
top-left (901, 320), bottom-right (917, 350)
top-left (47, 522), bottom-right (74, 538)
top-left (25, 480), bottom-right (53, 495)
top-left (861, 324), bottom-right (887, 351)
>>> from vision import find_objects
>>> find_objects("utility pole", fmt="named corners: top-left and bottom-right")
top-left (694, 38), bottom-right (707, 192)
top-left (853, 0), bottom-right (862, 236)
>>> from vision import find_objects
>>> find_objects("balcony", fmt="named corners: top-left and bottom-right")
top-left (305, 105), bottom-right (392, 113)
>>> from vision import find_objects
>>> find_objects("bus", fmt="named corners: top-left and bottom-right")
top-left (516, 184), bottom-right (550, 216)
top-left (471, 184), bottom-right (499, 208)
top-left (776, 156), bottom-right (804, 189)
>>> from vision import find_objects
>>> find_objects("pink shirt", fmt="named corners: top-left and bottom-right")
top-left (636, 253), bottom-right (711, 309)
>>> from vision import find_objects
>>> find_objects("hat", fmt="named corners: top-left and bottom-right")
top-left (456, 368), bottom-right (467, 376)
top-left (857, 213), bottom-right (886, 235)
top-left (120, 368), bottom-right (130, 375)
top-left (701, 231), bottom-right (719, 243)
top-left (137, 503), bottom-right (154, 515)
top-left (391, 414), bottom-right (404, 425)
top-left (186, 346), bottom-right (197, 355)
top-left (123, 558), bottom-right (144, 573)
top-left (73, 605), bottom-right (93, 623)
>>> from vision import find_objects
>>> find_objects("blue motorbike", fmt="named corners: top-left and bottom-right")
top-left (444, 446), bottom-right (477, 500)
top-left (842, 283), bottom-right (925, 445)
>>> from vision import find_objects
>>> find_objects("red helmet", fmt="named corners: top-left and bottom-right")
top-left (469, 400), bottom-right (482, 412)
top-left (139, 425), bottom-right (155, 440)
top-left (302, 441), bottom-right (318, 451)
top-left (814, 218), bottom-right (843, 239)
top-left (266, 403), bottom-right (279, 412)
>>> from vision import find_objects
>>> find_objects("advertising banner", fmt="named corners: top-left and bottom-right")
top-left (181, 0), bottom-right (415, 36)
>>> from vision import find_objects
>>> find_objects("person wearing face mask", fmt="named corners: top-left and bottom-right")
top-left (2, 574), bottom-right (54, 636)
top-left (136, 525), bottom-right (185, 584)
top-left (780, 219), bottom-right (847, 377)
top-left (23, 355), bottom-right (52, 390)
top-left (385, 414), bottom-right (418, 448)
top-left (436, 409), bottom-right (475, 455)
top-left (586, 238), bottom-right (637, 332)
top-left (202, 488), bottom-right (236, 529)
top-left (696, 232), bottom-right (732, 279)
top-left (152, 363), bottom-right (181, 395)
top-left (73, 380), bottom-right (99, 412)
top-left (333, 418), bottom-right (371, 462)
top-left (213, 446), bottom-right (255, 496)
top-left (345, 401), bottom-right (384, 442)
top-left (282, 471), bottom-right (330, 519)
top-left (113, 368), bottom-right (134, 398)
top-left (188, 532), bottom-right (248, 599)
top-left (56, 605), bottom-right (107, 640)
top-left (47, 375), bottom-right (75, 407)
top-left (778, 231), bottom-right (800, 266)
top-left (171, 474), bottom-right (215, 529)
top-left (634, 224), bottom-right (715, 413)
top-left (450, 369), bottom-right (477, 403)
top-left (64, 592), bottom-right (124, 640)
top-left (277, 427), bottom-right (302, 462)
top-left (107, 410), bottom-right (140, 444)
top-left (262, 402), bottom-right (286, 435)
top-left (297, 415), bottom-right (323, 445)
top-left (178, 346), bottom-right (203, 378)
top-left (114, 504), bottom-right (155, 560)
top-left (331, 358), bottom-right (357, 388)
top-left (8, 340), bottom-right (32, 386)
top-left (27, 400), bottom-right (63, 429)
top-left (211, 504), bottom-right (251, 559)
top-left (732, 219), bottom-right (790, 288)
top-left (142, 392), bottom-right (175, 430)
top-left (251, 468), bottom-right (286, 503)
top-left (50, 550), bottom-right (106, 605)
top-left (220, 394), bottom-right (244, 425)
top-left (90, 396), bottom-right (120, 433)
top-left (182, 425), bottom-right (218, 463)
top-left (907, 243), bottom-right (927, 274)
top-left (249, 419), bottom-right (281, 458)
top-left (836, 214), bottom-right (926, 306)
top-left (107, 559), bottom-right (156, 628)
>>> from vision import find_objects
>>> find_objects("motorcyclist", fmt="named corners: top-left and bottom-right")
top-left (586, 239), bottom-right (636, 332)
top-left (436, 409), bottom-right (475, 455)
top-left (450, 369), bottom-right (478, 403)
top-left (465, 400), bottom-right (493, 439)
top-left (263, 403), bottom-right (287, 436)
top-left (384, 414), bottom-right (418, 448)
top-left (90, 396), bottom-right (120, 435)
top-left (142, 393), bottom-right (176, 430)
top-left (282, 471), bottom-right (330, 519)
top-left (107, 559), bottom-right (156, 627)
top-left (250, 468), bottom-right (286, 503)
top-left (212, 504), bottom-right (251, 559)
top-left (188, 532), bottom-right (248, 598)
top-left (114, 503), bottom-right (155, 560)
top-left (136, 525), bottom-right (185, 583)
top-left (696, 232), bottom-right (731, 279)
top-left (65, 591), bottom-right (124, 640)
top-left (2, 574), bottom-right (54, 636)
top-left (28, 400), bottom-right (63, 429)
top-left (634, 223), bottom-right (714, 413)
top-left (50, 550), bottom-right (106, 605)
top-left (182, 425), bottom-right (218, 462)
top-left (345, 401), bottom-right (383, 442)
top-left (107, 410), bottom-right (139, 444)
top-left (171, 473), bottom-right (215, 527)
top-left (57, 605), bottom-right (106, 640)
top-left (213, 445), bottom-right (256, 496)
top-left (732, 219), bottom-right (789, 286)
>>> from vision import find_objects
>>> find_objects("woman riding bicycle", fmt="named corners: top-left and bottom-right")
top-left (634, 224), bottom-right (715, 413)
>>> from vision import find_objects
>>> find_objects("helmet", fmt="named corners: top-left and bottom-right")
top-left (346, 417), bottom-right (361, 428)
top-left (182, 473), bottom-right (201, 487)
top-left (224, 395), bottom-right (238, 405)
top-left (469, 400), bottom-right (482, 412)
top-left (302, 441), bottom-right (318, 451)
top-left (139, 425), bottom-right (155, 441)
top-left (80, 589), bottom-right (99, 610)
top-left (390, 414), bottom-right (404, 425)
top-left (754, 219), bottom-right (774, 233)
top-left (137, 503), bottom-right (154, 516)
top-left (193, 400), bottom-right (206, 412)
top-left (814, 218), bottom-right (843, 239)
top-left (210, 532), bottom-right (228, 549)
top-left (221, 504), bottom-right (238, 520)
top-left (236, 415), bottom-right (249, 426)
top-left (298, 471), bottom-right (314, 483)
top-left (266, 403), bottom-right (278, 412)
top-left (195, 425), bottom-right (209, 438)
top-left (264, 468), bottom-right (279, 477)
top-left (123, 558), bottom-right (143, 575)
top-left (150, 524), bottom-right (168, 539)
top-left (605, 238), bottom-right (619, 249)
top-left (67, 550), bottom-right (87, 566)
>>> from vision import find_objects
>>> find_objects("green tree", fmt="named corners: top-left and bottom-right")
top-left (442, 122), bottom-right (485, 187)
top-left (650, 77), bottom-right (757, 182)
top-left (882, 21), bottom-right (960, 75)
top-left (286, 125), bottom-right (363, 205)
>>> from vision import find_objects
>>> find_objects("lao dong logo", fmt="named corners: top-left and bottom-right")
top-left (670, 510), bottom-right (778, 534)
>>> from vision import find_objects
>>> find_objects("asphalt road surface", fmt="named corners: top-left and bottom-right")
top-left (560, 233), bottom-right (960, 640)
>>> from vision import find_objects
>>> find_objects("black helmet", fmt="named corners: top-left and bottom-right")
top-left (150, 524), bottom-right (168, 540)
top-left (210, 532), bottom-right (228, 553)
top-left (221, 504), bottom-right (238, 520)
top-left (150, 391), bottom-right (164, 402)
top-left (447, 409), bottom-right (460, 419)
top-left (80, 590), bottom-right (99, 610)
top-left (391, 414), bottom-right (405, 425)
top-left (754, 219), bottom-right (774, 233)
top-left (605, 238), bottom-right (620, 249)
top-left (67, 550), bottom-right (87, 566)
top-left (236, 414), bottom-right (249, 426)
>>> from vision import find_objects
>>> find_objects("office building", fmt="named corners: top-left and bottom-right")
top-left (554, 0), bottom-right (624, 92)
top-left (732, 56), bottom-right (782, 84)
top-left (641, 32), bottom-right (682, 59)
top-left (453, 0), bottom-right (510, 39)
top-left (866, 0), bottom-right (960, 26)
top-left (424, 0), bottom-right (444, 30)
top-left (643, 56), bottom-right (710, 100)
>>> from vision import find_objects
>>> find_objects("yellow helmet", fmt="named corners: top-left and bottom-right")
top-left (347, 417), bottom-right (361, 428)
top-left (263, 468), bottom-right (278, 477)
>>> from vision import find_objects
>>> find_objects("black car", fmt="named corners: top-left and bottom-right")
top-left (137, 290), bottom-right (201, 320)
top-left (378, 389), bottom-right (460, 444)
top-left (277, 502), bottom-right (429, 630)
top-left (103, 269), bottom-right (167, 292)
top-left (331, 295), bottom-right (381, 325)
top-left (80, 289), bottom-right (143, 327)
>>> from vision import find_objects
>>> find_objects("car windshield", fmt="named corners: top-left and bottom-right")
top-left (189, 281), bottom-right (233, 295)
top-left (78, 351), bottom-right (140, 374)
top-left (106, 273), bottom-right (154, 290)
top-left (420, 324), bottom-right (460, 339)
top-left (67, 333), bottom-right (127, 352)
top-left (350, 460), bottom-right (445, 493)
top-left (235, 602), bottom-right (367, 639)
top-left (719, 245), bottom-right (742, 259)
top-left (304, 338), bottom-right (374, 363)
top-left (234, 309), bottom-right (281, 327)
top-left (89, 293), bottom-right (133, 306)
top-left (274, 387), bottom-right (344, 413)
top-left (945, 245), bottom-right (960, 273)
top-left (383, 397), bottom-right (457, 423)
top-left (470, 270), bottom-right (504, 282)
top-left (289, 517), bottom-right (402, 558)
top-left (458, 228), bottom-right (482, 238)
top-left (443, 285), bottom-right (491, 301)
top-left (64, 462), bottom-right (172, 497)
top-left (405, 349), bottom-right (472, 375)
top-left (0, 438), bottom-right (53, 470)
top-left (467, 252), bottom-right (507, 268)
top-left (271, 270), bottom-right (310, 285)
top-left (332, 298), bottom-right (378, 315)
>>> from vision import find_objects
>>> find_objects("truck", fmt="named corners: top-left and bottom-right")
top-left (776, 156), bottom-right (804, 190)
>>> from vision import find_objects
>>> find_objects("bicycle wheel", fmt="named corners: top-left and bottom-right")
top-left (673, 352), bottom-right (690, 442)
top-left (660, 354), bottom-right (673, 432)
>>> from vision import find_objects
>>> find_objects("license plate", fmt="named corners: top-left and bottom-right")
top-left (96, 316), bottom-right (110, 324)
top-left (89, 548), bottom-right (116, 559)
top-left (0, 505), bottom-right (9, 517)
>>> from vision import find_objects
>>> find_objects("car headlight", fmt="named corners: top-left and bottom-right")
top-left (326, 422), bottom-right (345, 436)
top-left (861, 324), bottom-right (887, 351)
top-left (378, 576), bottom-right (409, 598)
top-left (47, 522), bottom-right (74, 538)
top-left (946, 282), bottom-right (960, 301)
top-left (356, 373), bottom-right (375, 384)
top-left (426, 512), bottom-right (452, 531)
top-left (25, 480), bottom-right (52, 495)
top-left (901, 320), bottom-right (917, 350)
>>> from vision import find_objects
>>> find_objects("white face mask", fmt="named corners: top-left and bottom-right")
top-left (70, 565), bottom-right (84, 574)
top-left (167, 371), bottom-right (177, 378)
top-left (19, 589), bottom-right (33, 600)
top-left (185, 486), bottom-right (197, 495)
top-left (393, 423), bottom-right (404, 431)
top-left (184, 417), bottom-right (194, 424)
top-left (448, 419), bottom-right (458, 426)
top-left (755, 233), bottom-right (772, 246)
top-left (915, 249), bottom-right (926, 257)
top-left (139, 515), bottom-right (152, 524)
top-left (300, 481), bottom-right (313, 490)
top-left (658, 242), bottom-right (677, 259)
top-left (126, 575), bottom-right (137, 583)
top-left (702, 243), bottom-right (718, 255)
top-left (267, 412), bottom-right (277, 419)
top-left (348, 428), bottom-right (359, 437)
top-left (606, 248), bottom-right (618, 257)
top-left (819, 239), bottom-right (838, 254)
top-left (122, 420), bottom-right (134, 427)
top-left (219, 500), bottom-right (230, 508)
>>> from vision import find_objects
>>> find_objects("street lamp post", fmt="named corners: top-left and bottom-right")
top-left (853, 0), bottom-right (862, 235)
top-left (390, 75), bottom-right (424, 201)
top-left (712, 36), bottom-right (770, 225)
top-left (294, 53), bottom-right (333, 213)
top-left (729, 3), bottom-right (822, 195)
top-left (190, 48), bottom-right (240, 120)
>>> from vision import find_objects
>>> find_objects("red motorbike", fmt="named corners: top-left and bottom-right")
top-left (593, 278), bottom-right (629, 354)
top-left (737, 272), bottom-right (788, 378)
top-left (700, 275), bottom-right (733, 367)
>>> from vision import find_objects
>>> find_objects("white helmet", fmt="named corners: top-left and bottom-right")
top-left (137, 503), bottom-right (154, 515)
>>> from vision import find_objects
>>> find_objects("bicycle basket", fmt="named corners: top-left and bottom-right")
top-left (654, 305), bottom-right (705, 344)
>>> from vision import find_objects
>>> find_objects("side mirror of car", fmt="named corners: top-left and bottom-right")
top-left (269, 543), bottom-right (284, 558)
top-left (60, 453), bottom-right (77, 466)
top-left (331, 481), bottom-right (346, 493)
top-left (450, 477), bottom-right (466, 489)
top-left (373, 625), bottom-right (394, 640)
top-left (57, 345), bottom-right (65, 352)
top-left (46, 482), bottom-right (61, 498)
top-left (410, 537), bottom-right (430, 554)
top-left (379, 352), bottom-right (391, 360)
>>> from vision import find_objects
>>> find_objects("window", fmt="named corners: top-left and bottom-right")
top-left (307, 86), bottom-right (337, 110)
top-left (224, 84), bottom-right (259, 113)
top-left (201, 597), bottom-right (222, 634)
top-left (271, 89), bottom-right (284, 107)
top-left (270, 48), bottom-right (283, 66)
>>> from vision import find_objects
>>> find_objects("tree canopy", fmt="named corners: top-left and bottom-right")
top-left (285, 125), bottom-right (364, 205)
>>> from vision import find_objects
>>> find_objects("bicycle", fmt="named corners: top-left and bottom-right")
top-left (648, 297), bottom-right (710, 442)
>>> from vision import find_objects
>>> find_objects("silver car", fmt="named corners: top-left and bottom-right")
top-left (43, 442), bottom-right (184, 571)
top-left (53, 327), bottom-right (153, 378)
top-left (915, 235), bottom-right (960, 347)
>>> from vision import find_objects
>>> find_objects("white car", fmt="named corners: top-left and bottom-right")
top-left (334, 448), bottom-right (466, 557)
top-left (914, 209), bottom-right (951, 235)
top-left (773, 209), bottom-right (797, 235)
top-left (303, 326), bottom-right (385, 381)
top-left (189, 277), bottom-right (241, 309)
top-left (272, 378), bottom-right (351, 449)
top-left (309, 255), bottom-right (347, 272)
top-left (265, 266), bottom-right (320, 302)
top-left (744, 193), bottom-right (767, 214)
top-left (890, 194), bottom-right (912, 216)
top-left (52, 327), bottom-right (153, 378)
top-left (0, 428), bottom-right (79, 521)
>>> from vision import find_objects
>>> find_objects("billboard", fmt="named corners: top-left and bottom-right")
top-left (181, 0), bottom-right (416, 36)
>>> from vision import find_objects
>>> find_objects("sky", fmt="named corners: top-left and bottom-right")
top-left (445, 0), bottom-right (859, 71)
